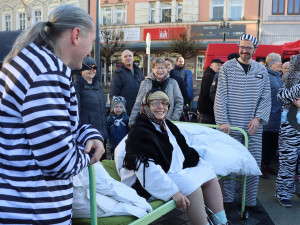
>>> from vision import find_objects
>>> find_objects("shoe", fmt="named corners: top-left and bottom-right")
top-left (276, 198), bottom-right (292, 208)
top-left (245, 204), bottom-right (264, 213)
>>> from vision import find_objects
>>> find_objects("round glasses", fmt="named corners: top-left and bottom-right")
top-left (238, 46), bottom-right (254, 51)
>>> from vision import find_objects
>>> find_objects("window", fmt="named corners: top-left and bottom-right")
top-left (19, 13), bottom-right (26, 30)
top-left (149, 3), bottom-right (155, 23)
top-left (229, 0), bottom-right (242, 20)
top-left (4, 14), bottom-right (11, 31)
top-left (102, 7), bottom-right (112, 25)
top-left (34, 10), bottom-right (42, 22)
top-left (161, 2), bottom-right (172, 23)
top-left (288, 0), bottom-right (300, 14)
top-left (115, 5), bottom-right (126, 24)
top-left (196, 56), bottom-right (205, 80)
top-left (273, 0), bottom-right (285, 14)
top-left (177, 2), bottom-right (183, 22)
top-left (212, 0), bottom-right (224, 21)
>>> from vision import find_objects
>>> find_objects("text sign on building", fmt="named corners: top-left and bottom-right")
top-left (100, 28), bottom-right (140, 42)
top-left (143, 27), bottom-right (185, 40)
top-left (191, 25), bottom-right (246, 40)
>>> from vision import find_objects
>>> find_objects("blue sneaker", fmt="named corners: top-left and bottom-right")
top-left (276, 198), bottom-right (292, 208)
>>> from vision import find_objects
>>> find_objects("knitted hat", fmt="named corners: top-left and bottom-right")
top-left (239, 34), bottom-right (258, 48)
top-left (111, 96), bottom-right (126, 113)
top-left (81, 57), bottom-right (97, 71)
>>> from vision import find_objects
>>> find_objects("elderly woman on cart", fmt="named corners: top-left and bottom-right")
top-left (121, 90), bottom-right (229, 225)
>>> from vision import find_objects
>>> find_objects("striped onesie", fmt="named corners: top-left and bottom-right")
top-left (214, 58), bottom-right (271, 206)
top-left (0, 43), bottom-right (103, 224)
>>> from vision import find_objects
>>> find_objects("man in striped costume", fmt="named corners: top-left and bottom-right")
top-left (0, 5), bottom-right (105, 224)
top-left (214, 34), bottom-right (271, 213)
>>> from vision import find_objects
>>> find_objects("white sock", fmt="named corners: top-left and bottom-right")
top-left (212, 210), bottom-right (227, 224)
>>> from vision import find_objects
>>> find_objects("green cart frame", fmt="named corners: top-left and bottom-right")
top-left (77, 122), bottom-right (249, 225)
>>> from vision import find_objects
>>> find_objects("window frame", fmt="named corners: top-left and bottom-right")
top-left (114, 5), bottom-right (126, 25)
top-left (4, 14), bottom-right (12, 31)
top-left (272, 0), bottom-right (286, 14)
top-left (160, 2), bottom-right (172, 23)
top-left (149, 3), bottom-right (155, 23)
top-left (176, 2), bottom-right (183, 22)
top-left (228, 0), bottom-right (242, 20)
top-left (102, 7), bottom-right (113, 25)
top-left (211, 0), bottom-right (225, 21)
top-left (18, 12), bottom-right (26, 30)
top-left (34, 10), bottom-right (42, 22)
top-left (196, 55), bottom-right (205, 80)
top-left (287, 0), bottom-right (300, 14)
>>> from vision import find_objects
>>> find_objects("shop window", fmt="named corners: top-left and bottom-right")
top-left (288, 0), bottom-right (300, 14)
top-left (273, 0), bottom-right (285, 14)
top-left (161, 2), bottom-right (172, 23)
top-left (196, 56), bottom-right (205, 80)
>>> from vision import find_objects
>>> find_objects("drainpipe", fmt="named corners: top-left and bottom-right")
top-left (257, 0), bottom-right (263, 44)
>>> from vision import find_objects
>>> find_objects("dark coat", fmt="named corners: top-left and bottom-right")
top-left (169, 70), bottom-right (189, 105)
top-left (110, 64), bottom-right (144, 115)
top-left (197, 67), bottom-right (216, 116)
top-left (263, 68), bottom-right (283, 132)
top-left (73, 74), bottom-right (108, 139)
top-left (107, 113), bottom-right (129, 150)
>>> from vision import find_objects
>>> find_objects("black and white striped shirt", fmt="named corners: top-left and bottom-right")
top-left (214, 59), bottom-right (271, 133)
top-left (0, 43), bottom-right (102, 224)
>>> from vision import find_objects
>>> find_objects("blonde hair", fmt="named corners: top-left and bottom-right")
top-left (151, 58), bottom-right (166, 68)
top-left (3, 5), bottom-right (94, 65)
top-left (266, 53), bottom-right (281, 68)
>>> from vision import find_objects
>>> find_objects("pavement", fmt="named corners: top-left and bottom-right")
top-left (150, 167), bottom-right (300, 225)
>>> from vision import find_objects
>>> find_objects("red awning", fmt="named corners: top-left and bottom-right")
top-left (282, 40), bottom-right (300, 57)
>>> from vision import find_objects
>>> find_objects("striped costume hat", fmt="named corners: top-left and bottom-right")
top-left (239, 34), bottom-right (258, 48)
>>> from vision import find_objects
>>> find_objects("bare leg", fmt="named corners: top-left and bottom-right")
top-left (186, 187), bottom-right (208, 225)
top-left (202, 177), bottom-right (224, 213)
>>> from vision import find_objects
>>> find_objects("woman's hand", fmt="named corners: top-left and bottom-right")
top-left (84, 139), bottom-right (105, 165)
top-left (293, 98), bottom-right (300, 108)
top-left (248, 118), bottom-right (260, 136)
top-left (172, 192), bottom-right (190, 212)
top-left (219, 123), bottom-right (231, 134)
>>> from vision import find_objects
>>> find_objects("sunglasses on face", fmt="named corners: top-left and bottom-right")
top-left (89, 65), bottom-right (97, 70)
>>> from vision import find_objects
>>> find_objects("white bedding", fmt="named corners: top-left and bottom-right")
top-left (115, 122), bottom-right (261, 177)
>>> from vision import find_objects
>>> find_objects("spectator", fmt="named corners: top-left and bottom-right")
top-left (110, 49), bottom-right (144, 115)
top-left (197, 59), bottom-right (224, 124)
top-left (214, 34), bottom-right (271, 213)
top-left (73, 57), bottom-right (108, 144)
top-left (171, 56), bottom-right (194, 103)
top-left (107, 96), bottom-right (129, 159)
top-left (257, 57), bottom-right (266, 66)
top-left (165, 57), bottom-right (189, 105)
top-left (0, 5), bottom-right (104, 224)
top-left (210, 53), bottom-right (239, 102)
top-left (129, 58), bottom-right (183, 126)
top-left (281, 61), bottom-right (290, 83)
top-left (275, 54), bottom-right (300, 208)
top-left (122, 90), bottom-right (229, 225)
top-left (261, 53), bottom-right (283, 178)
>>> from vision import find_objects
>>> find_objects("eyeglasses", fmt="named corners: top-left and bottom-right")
top-left (154, 67), bottom-right (166, 70)
top-left (89, 65), bottom-right (97, 70)
top-left (150, 100), bottom-right (169, 108)
top-left (238, 46), bottom-right (254, 51)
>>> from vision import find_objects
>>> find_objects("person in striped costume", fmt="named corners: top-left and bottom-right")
top-left (214, 34), bottom-right (271, 213)
top-left (0, 5), bottom-right (105, 224)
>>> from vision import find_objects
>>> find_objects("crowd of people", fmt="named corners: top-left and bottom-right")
top-left (0, 4), bottom-right (299, 225)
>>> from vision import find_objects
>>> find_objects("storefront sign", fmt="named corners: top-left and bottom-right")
top-left (143, 27), bottom-right (185, 40)
top-left (100, 27), bottom-right (140, 42)
top-left (191, 25), bottom-right (245, 40)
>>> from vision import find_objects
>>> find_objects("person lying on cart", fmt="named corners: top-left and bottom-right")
top-left (121, 89), bottom-right (230, 225)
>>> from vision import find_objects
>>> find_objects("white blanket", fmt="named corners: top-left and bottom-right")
top-left (115, 123), bottom-right (261, 177)
top-left (72, 163), bottom-right (152, 218)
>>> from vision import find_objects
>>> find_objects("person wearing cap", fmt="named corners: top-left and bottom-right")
top-left (197, 58), bottom-right (224, 124)
top-left (110, 50), bottom-right (144, 115)
top-left (210, 53), bottom-right (240, 102)
top-left (121, 89), bottom-right (230, 225)
top-left (107, 96), bottom-right (129, 159)
top-left (214, 34), bottom-right (271, 213)
top-left (261, 53), bottom-right (283, 179)
top-left (281, 61), bottom-right (290, 82)
top-left (73, 56), bottom-right (108, 159)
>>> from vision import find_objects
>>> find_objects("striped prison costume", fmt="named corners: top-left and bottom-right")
top-left (0, 43), bottom-right (103, 224)
top-left (275, 84), bottom-right (300, 201)
top-left (214, 58), bottom-right (271, 206)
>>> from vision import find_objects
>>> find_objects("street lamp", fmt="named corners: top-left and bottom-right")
top-left (219, 21), bottom-right (231, 43)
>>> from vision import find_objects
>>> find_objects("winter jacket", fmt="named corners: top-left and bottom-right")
top-left (169, 70), bottom-right (189, 105)
top-left (263, 68), bottom-right (283, 132)
top-left (197, 67), bottom-right (216, 116)
top-left (74, 74), bottom-right (108, 139)
top-left (110, 64), bottom-right (144, 115)
top-left (129, 73), bottom-right (184, 126)
top-left (171, 65), bottom-right (194, 101)
top-left (107, 113), bottom-right (129, 150)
